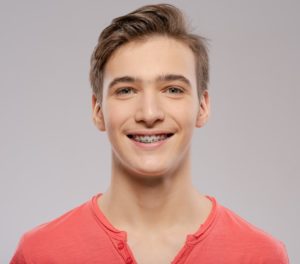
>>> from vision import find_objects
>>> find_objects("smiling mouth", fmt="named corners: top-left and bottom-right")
top-left (127, 133), bottom-right (174, 144)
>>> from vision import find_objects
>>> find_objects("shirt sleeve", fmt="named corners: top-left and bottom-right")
top-left (10, 236), bottom-right (29, 264)
top-left (278, 241), bottom-right (290, 264)
top-left (263, 240), bottom-right (290, 264)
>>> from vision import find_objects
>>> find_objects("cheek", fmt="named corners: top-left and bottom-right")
top-left (103, 102), bottom-right (132, 132)
top-left (168, 100), bottom-right (198, 127)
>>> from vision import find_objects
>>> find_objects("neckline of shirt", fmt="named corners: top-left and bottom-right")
top-left (89, 193), bottom-right (219, 243)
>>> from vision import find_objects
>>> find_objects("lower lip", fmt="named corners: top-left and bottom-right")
top-left (129, 137), bottom-right (172, 150)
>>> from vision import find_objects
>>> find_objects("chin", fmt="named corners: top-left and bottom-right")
top-left (127, 169), bottom-right (171, 186)
top-left (129, 164), bottom-right (174, 178)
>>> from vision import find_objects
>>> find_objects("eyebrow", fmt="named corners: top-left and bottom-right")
top-left (108, 76), bottom-right (137, 89)
top-left (156, 74), bottom-right (191, 86)
top-left (108, 74), bottom-right (191, 89)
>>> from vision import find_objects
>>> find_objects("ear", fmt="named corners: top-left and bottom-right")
top-left (92, 95), bottom-right (106, 131)
top-left (196, 90), bottom-right (210, 128)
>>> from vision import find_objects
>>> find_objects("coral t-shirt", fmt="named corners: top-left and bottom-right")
top-left (10, 194), bottom-right (289, 263)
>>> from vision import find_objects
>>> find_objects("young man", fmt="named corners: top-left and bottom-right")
top-left (11, 4), bottom-right (288, 264)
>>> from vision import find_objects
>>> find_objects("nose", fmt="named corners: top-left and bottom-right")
top-left (134, 91), bottom-right (165, 127)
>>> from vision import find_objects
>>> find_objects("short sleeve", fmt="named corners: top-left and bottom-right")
top-left (10, 235), bottom-right (28, 264)
top-left (278, 241), bottom-right (290, 264)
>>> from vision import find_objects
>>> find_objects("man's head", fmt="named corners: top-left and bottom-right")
top-left (90, 4), bottom-right (209, 104)
top-left (90, 4), bottom-right (210, 178)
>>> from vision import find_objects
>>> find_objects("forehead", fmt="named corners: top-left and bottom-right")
top-left (103, 36), bottom-right (197, 87)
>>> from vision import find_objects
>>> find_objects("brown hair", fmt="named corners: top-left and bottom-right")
top-left (90, 3), bottom-right (209, 102)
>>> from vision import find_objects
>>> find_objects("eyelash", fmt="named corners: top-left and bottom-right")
top-left (114, 86), bottom-right (184, 96)
top-left (115, 87), bottom-right (136, 95)
top-left (165, 86), bottom-right (184, 94)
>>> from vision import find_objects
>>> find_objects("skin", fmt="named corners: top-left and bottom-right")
top-left (92, 36), bottom-right (211, 264)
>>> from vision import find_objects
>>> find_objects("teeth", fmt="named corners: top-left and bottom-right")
top-left (132, 134), bottom-right (169, 144)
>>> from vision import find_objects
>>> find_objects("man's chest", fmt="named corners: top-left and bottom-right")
top-left (127, 233), bottom-right (187, 264)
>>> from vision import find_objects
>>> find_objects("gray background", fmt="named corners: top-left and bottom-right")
top-left (1, 0), bottom-right (299, 263)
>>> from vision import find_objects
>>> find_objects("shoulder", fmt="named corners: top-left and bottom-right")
top-left (218, 204), bottom-right (281, 242)
top-left (10, 195), bottom-right (102, 263)
top-left (212, 201), bottom-right (289, 262)
top-left (24, 199), bottom-right (91, 241)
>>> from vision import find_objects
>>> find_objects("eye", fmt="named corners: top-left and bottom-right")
top-left (115, 87), bottom-right (136, 96)
top-left (165, 86), bottom-right (184, 94)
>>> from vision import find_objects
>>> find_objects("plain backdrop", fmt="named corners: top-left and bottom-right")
top-left (1, 0), bottom-right (299, 263)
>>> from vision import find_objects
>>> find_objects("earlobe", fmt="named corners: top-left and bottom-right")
top-left (196, 91), bottom-right (210, 128)
top-left (92, 95), bottom-right (106, 131)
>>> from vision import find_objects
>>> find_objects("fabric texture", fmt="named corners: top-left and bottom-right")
top-left (10, 194), bottom-right (289, 264)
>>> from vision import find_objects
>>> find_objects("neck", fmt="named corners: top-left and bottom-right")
top-left (98, 152), bottom-right (210, 233)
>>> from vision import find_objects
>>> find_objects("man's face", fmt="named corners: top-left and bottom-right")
top-left (93, 36), bottom-right (209, 178)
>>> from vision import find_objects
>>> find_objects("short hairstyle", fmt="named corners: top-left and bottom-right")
top-left (90, 3), bottom-right (209, 103)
